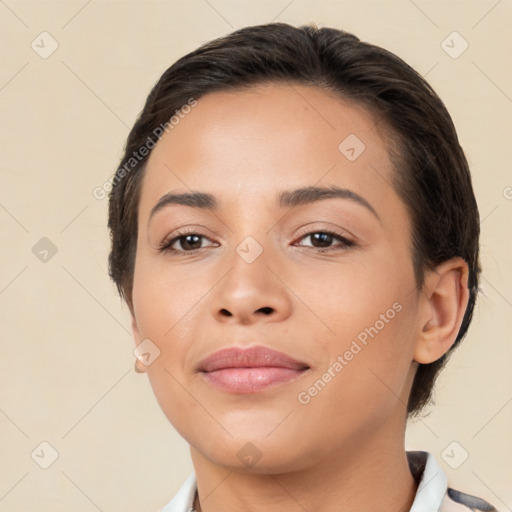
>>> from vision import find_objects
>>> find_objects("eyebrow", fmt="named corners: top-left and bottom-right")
top-left (148, 185), bottom-right (380, 226)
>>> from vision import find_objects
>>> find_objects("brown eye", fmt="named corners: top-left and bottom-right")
top-left (173, 234), bottom-right (204, 251)
top-left (295, 230), bottom-right (354, 251)
top-left (308, 232), bottom-right (335, 248)
top-left (159, 231), bottom-right (217, 253)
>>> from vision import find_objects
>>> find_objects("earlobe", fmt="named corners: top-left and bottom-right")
top-left (413, 257), bottom-right (470, 365)
top-left (134, 358), bottom-right (148, 373)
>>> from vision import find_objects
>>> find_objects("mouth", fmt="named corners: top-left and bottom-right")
top-left (197, 345), bottom-right (310, 394)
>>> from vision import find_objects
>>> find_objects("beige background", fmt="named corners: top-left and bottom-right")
top-left (0, 1), bottom-right (511, 511)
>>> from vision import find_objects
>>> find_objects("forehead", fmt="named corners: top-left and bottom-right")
top-left (138, 83), bottom-right (398, 216)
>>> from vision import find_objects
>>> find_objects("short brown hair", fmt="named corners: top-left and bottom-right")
top-left (107, 22), bottom-right (480, 416)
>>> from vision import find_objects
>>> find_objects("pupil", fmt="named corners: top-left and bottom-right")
top-left (183, 235), bottom-right (201, 249)
top-left (313, 233), bottom-right (331, 247)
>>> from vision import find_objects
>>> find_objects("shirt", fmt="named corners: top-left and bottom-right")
top-left (158, 450), bottom-right (499, 512)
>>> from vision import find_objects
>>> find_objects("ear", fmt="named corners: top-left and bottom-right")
top-left (131, 312), bottom-right (148, 374)
top-left (414, 257), bottom-right (470, 364)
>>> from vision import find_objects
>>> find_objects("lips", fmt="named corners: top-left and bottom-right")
top-left (198, 345), bottom-right (309, 372)
top-left (197, 345), bottom-right (310, 393)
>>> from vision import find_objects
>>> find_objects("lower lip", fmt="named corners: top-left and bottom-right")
top-left (200, 367), bottom-right (308, 393)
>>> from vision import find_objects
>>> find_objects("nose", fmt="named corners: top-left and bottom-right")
top-left (210, 249), bottom-right (292, 325)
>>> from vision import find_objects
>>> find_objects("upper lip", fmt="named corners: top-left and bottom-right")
top-left (197, 345), bottom-right (309, 372)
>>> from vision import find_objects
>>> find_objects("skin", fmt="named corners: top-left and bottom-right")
top-left (130, 83), bottom-right (469, 512)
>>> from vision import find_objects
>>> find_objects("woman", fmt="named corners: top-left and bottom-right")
top-left (107, 22), bottom-right (497, 512)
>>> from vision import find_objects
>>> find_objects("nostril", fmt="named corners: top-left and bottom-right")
top-left (220, 309), bottom-right (233, 317)
top-left (258, 307), bottom-right (274, 315)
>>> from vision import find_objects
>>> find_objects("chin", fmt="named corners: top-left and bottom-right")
top-left (188, 429), bottom-right (321, 475)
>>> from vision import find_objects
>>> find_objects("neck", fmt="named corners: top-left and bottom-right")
top-left (190, 431), bottom-right (418, 512)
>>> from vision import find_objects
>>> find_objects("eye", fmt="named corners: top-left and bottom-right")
top-left (158, 228), bottom-right (355, 255)
top-left (293, 230), bottom-right (355, 251)
top-left (158, 230), bottom-right (217, 253)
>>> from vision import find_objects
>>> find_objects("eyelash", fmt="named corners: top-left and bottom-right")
top-left (158, 228), bottom-right (355, 254)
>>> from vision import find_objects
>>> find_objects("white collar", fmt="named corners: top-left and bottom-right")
top-left (408, 450), bottom-right (448, 512)
top-left (159, 451), bottom-right (449, 512)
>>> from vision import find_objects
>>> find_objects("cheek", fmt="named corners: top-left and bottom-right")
top-left (299, 252), bottom-right (413, 349)
top-left (293, 296), bottom-right (418, 454)
top-left (132, 253), bottom-right (210, 343)
top-left (303, 257), bottom-right (418, 407)
top-left (131, 255), bottom-right (223, 419)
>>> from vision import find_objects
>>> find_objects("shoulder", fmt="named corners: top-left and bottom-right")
top-left (407, 450), bottom-right (500, 512)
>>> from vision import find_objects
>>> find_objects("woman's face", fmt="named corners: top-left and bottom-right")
top-left (131, 83), bottom-right (424, 472)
